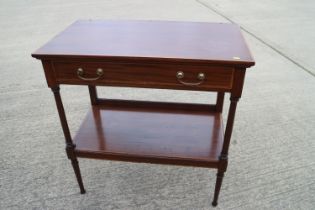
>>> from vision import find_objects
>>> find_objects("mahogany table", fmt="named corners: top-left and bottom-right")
top-left (32, 20), bottom-right (255, 207)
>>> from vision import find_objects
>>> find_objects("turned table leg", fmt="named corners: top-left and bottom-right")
top-left (212, 96), bottom-right (239, 206)
top-left (70, 156), bottom-right (86, 194)
top-left (212, 170), bottom-right (225, 207)
top-left (51, 86), bottom-right (86, 194)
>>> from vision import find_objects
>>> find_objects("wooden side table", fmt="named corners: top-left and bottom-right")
top-left (32, 20), bottom-right (255, 207)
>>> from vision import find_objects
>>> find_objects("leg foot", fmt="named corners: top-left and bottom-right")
top-left (212, 171), bottom-right (225, 207)
top-left (70, 158), bottom-right (86, 194)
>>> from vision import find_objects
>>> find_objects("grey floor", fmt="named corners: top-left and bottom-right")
top-left (1, 0), bottom-right (315, 209)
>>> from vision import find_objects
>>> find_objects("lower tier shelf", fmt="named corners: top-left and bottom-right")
top-left (74, 100), bottom-right (224, 168)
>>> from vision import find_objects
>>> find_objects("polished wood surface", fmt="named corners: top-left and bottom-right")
top-left (32, 20), bottom-right (254, 67)
top-left (32, 20), bottom-right (255, 207)
top-left (53, 61), bottom-right (234, 91)
top-left (51, 87), bottom-right (85, 194)
top-left (74, 100), bottom-right (224, 168)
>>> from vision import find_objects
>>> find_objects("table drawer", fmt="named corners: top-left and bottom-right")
top-left (53, 62), bottom-right (234, 90)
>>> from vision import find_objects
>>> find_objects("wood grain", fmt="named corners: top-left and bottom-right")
top-left (32, 20), bottom-right (255, 206)
top-left (32, 20), bottom-right (255, 67)
top-left (53, 61), bottom-right (234, 91)
top-left (74, 100), bottom-right (224, 168)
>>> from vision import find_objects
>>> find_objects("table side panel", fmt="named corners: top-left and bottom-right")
top-left (41, 60), bottom-right (57, 87)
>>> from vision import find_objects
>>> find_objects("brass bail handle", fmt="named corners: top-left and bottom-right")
top-left (176, 71), bottom-right (205, 86)
top-left (77, 68), bottom-right (104, 81)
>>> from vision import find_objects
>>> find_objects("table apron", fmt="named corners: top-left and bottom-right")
top-left (50, 61), bottom-right (234, 91)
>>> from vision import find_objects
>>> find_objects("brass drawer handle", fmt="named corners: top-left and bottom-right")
top-left (77, 68), bottom-right (104, 81)
top-left (176, 71), bottom-right (205, 86)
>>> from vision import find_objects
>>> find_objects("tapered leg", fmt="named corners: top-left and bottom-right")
top-left (66, 143), bottom-right (86, 194)
top-left (71, 158), bottom-right (86, 194)
top-left (212, 170), bottom-right (225, 207)
top-left (212, 96), bottom-right (239, 206)
top-left (51, 86), bottom-right (86, 194)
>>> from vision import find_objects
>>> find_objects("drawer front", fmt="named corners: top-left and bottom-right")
top-left (53, 61), bottom-right (234, 91)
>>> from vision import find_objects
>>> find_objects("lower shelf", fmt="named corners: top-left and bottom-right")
top-left (74, 100), bottom-right (224, 168)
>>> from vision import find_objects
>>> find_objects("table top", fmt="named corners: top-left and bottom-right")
top-left (32, 20), bottom-right (255, 67)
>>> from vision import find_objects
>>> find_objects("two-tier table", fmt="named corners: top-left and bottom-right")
top-left (32, 20), bottom-right (255, 207)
